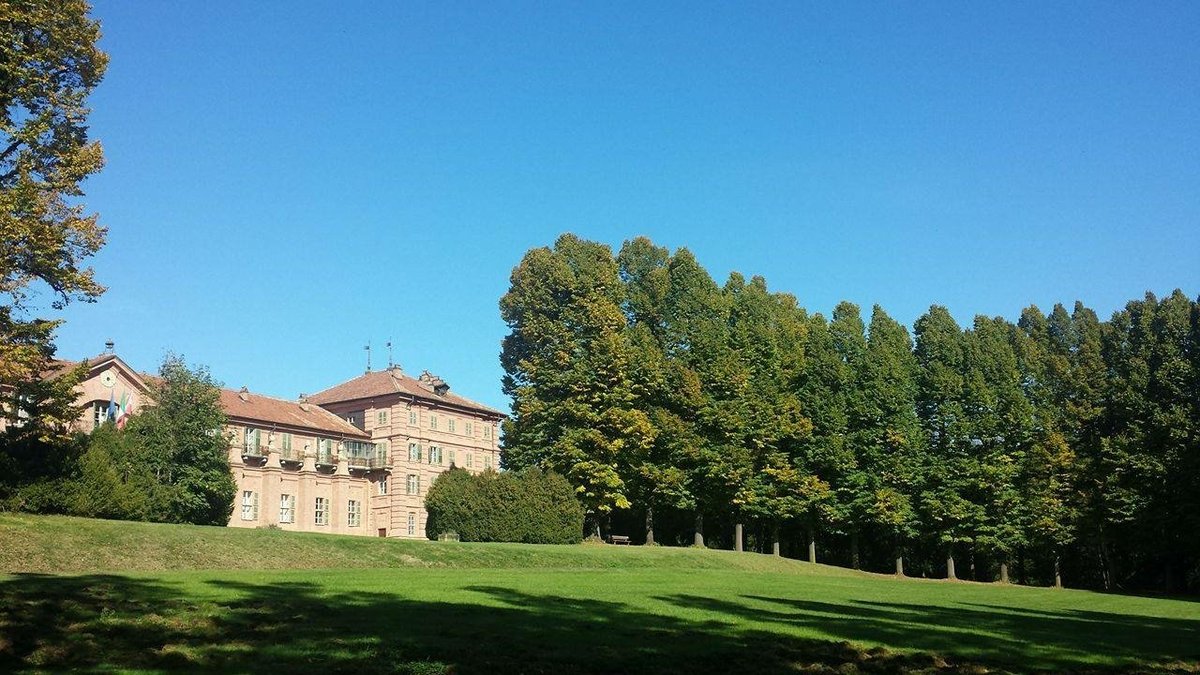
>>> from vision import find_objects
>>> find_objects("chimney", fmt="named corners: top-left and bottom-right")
top-left (238, 386), bottom-right (250, 402)
top-left (104, 339), bottom-right (114, 353)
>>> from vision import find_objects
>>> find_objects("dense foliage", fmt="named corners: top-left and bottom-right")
top-left (425, 467), bottom-right (584, 544)
top-left (1, 355), bottom-right (236, 526)
top-left (1, 1), bottom-right (108, 443)
top-left (501, 234), bottom-right (1200, 593)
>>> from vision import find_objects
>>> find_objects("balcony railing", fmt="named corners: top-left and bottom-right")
top-left (279, 446), bottom-right (304, 464)
top-left (315, 447), bottom-right (337, 468)
top-left (242, 444), bottom-right (266, 459)
top-left (344, 441), bottom-right (389, 470)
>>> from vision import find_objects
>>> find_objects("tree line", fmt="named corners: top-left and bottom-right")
top-left (499, 234), bottom-right (1200, 593)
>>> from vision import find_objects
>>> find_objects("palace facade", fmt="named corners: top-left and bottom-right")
top-left (25, 351), bottom-right (504, 539)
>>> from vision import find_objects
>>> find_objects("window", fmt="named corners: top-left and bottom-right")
top-left (408, 442), bottom-right (421, 462)
top-left (279, 494), bottom-right (295, 523)
top-left (315, 497), bottom-right (328, 526)
top-left (449, 448), bottom-right (456, 466)
top-left (465, 421), bottom-right (473, 436)
top-left (406, 474), bottom-right (419, 495)
top-left (428, 446), bottom-right (443, 465)
top-left (92, 401), bottom-right (105, 429)
top-left (409, 410), bottom-right (417, 425)
top-left (280, 433), bottom-right (293, 451)
top-left (484, 454), bottom-right (492, 470)
top-left (241, 491), bottom-right (259, 521)
top-left (348, 500), bottom-right (361, 527)
top-left (407, 512), bottom-right (416, 536)
top-left (377, 410), bottom-right (388, 426)
top-left (245, 428), bottom-right (260, 453)
top-left (466, 452), bottom-right (473, 469)
top-left (448, 418), bottom-right (456, 433)
top-left (317, 438), bottom-right (334, 464)
top-left (429, 414), bottom-right (437, 430)
top-left (483, 425), bottom-right (492, 440)
top-left (378, 475), bottom-right (388, 495)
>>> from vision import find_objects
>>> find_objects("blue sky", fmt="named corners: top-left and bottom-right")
top-left (53, 2), bottom-right (1199, 411)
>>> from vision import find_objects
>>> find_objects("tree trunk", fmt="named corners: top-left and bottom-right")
top-left (895, 548), bottom-right (905, 577)
top-left (772, 523), bottom-right (781, 556)
top-left (645, 505), bottom-right (655, 546)
top-left (1099, 528), bottom-right (1116, 590)
top-left (969, 551), bottom-right (976, 581)
top-left (693, 512), bottom-right (704, 547)
top-left (734, 522), bottom-right (744, 552)
top-left (999, 561), bottom-right (1009, 584)
top-left (1054, 553), bottom-right (1063, 589)
top-left (947, 548), bottom-right (957, 581)
top-left (807, 525), bottom-right (816, 564)
top-left (850, 531), bottom-right (861, 570)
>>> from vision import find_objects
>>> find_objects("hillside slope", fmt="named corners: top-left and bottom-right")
top-left (0, 513), bottom-right (857, 575)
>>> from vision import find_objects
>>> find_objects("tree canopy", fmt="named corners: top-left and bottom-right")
top-left (500, 233), bottom-right (1200, 594)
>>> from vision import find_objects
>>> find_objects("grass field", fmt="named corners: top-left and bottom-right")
top-left (1, 514), bottom-right (1198, 673)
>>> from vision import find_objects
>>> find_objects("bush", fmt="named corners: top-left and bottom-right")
top-left (425, 468), bottom-right (584, 544)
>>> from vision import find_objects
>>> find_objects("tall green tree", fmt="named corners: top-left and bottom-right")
top-left (1, 1), bottom-right (108, 437)
top-left (617, 237), bottom-right (693, 544)
top-left (500, 234), bottom-right (653, 535)
top-left (126, 355), bottom-right (234, 525)
top-left (850, 305), bottom-right (923, 574)
top-left (914, 305), bottom-right (980, 580)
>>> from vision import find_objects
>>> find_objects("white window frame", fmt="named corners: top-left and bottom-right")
top-left (279, 494), bottom-right (295, 523)
top-left (315, 497), bottom-right (328, 526)
top-left (408, 442), bottom-right (421, 462)
top-left (407, 512), bottom-right (416, 536)
top-left (241, 490), bottom-right (259, 521)
top-left (429, 414), bottom-right (438, 430)
top-left (406, 474), bottom-right (419, 495)
top-left (348, 500), bottom-right (361, 527)
top-left (378, 475), bottom-right (388, 495)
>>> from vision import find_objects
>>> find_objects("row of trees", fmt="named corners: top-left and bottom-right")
top-left (1, 356), bottom-right (237, 526)
top-left (499, 234), bottom-right (1200, 593)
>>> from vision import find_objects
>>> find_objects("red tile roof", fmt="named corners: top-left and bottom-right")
top-left (219, 388), bottom-right (368, 438)
top-left (307, 367), bottom-right (504, 416)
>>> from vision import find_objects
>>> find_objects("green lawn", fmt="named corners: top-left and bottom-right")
top-left (1, 515), bottom-right (1198, 673)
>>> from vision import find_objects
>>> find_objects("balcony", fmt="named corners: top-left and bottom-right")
top-left (279, 446), bottom-right (304, 465)
top-left (344, 441), bottom-right (389, 471)
top-left (315, 447), bottom-right (337, 469)
top-left (241, 444), bottom-right (266, 461)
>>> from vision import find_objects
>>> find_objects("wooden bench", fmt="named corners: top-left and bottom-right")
top-left (609, 535), bottom-right (631, 545)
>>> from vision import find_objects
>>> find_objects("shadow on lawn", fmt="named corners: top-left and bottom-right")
top-left (659, 594), bottom-right (1200, 673)
top-left (0, 574), bottom-right (1197, 674)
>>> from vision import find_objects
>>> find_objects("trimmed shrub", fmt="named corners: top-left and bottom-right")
top-left (425, 468), bottom-right (583, 544)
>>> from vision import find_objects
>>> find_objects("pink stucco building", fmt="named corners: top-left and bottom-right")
top-left (15, 351), bottom-right (504, 538)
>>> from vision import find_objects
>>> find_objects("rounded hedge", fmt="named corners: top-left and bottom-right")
top-left (425, 468), bottom-right (583, 544)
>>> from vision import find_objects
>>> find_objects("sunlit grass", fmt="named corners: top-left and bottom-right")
top-left (1, 513), bottom-right (1198, 673)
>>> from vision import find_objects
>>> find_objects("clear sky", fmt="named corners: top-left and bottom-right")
top-left (53, 1), bottom-right (1199, 412)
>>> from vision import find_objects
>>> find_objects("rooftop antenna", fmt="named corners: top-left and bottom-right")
top-left (386, 340), bottom-right (393, 368)
top-left (364, 342), bottom-right (371, 373)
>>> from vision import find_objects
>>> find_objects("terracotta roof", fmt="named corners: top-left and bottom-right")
top-left (219, 387), bottom-right (369, 438)
top-left (307, 367), bottom-right (505, 416)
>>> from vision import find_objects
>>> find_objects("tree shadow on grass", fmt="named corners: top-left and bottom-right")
top-left (657, 593), bottom-right (1200, 673)
top-left (0, 574), bottom-right (1196, 674)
